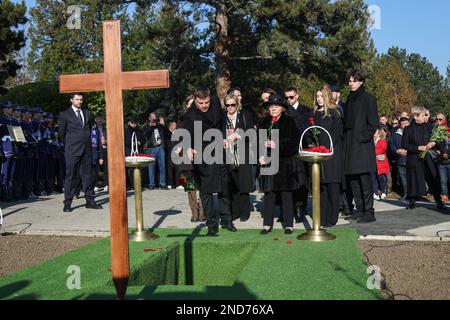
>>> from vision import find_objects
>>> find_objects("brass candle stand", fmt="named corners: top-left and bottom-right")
top-left (297, 154), bottom-right (336, 242)
top-left (126, 159), bottom-right (159, 241)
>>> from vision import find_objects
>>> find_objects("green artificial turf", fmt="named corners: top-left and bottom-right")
top-left (0, 228), bottom-right (383, 300)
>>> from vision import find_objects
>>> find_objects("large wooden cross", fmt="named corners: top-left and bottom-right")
top-left (59, 20), bottom-right (169, 299)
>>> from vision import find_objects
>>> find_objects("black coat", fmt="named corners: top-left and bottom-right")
top-left (182, 96), bottom-right (223, 193)
top-left (286, 103), bottom-right (313, 139)
top-left (258, 112), bottom-right (300, 192)
top-left (58, 107), bottom-right (93, 157)
top-left (401, 120), bottom-right (435, 197)
top-left (308, 109), bottom-right (344, 184)
top-left (222, 109), bottom-right (255, 193)
top-left (343, 85), bottom-right (379, 175)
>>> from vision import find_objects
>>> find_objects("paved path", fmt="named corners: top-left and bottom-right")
top-left (1, 188), bottom-right (450, 241)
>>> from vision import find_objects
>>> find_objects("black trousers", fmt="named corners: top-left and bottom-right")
top-left (12, 158), bottom-right (25, 196)
top-left (166, 152), bottom-right (178, 187)
top-left (221, 166), bottom-right (251, 221)
top-left (64, 150), bottom-right (94, 205)
top-left (263, 191), bottom-right (294, 228)
top-left (200, 191), bottom-right (230, 230)
top-left (320, 183), bottom-right (341, 227)
top-left (101, 149), bottom-right (108, 186)
top-left (346, 173), bottom-right (374, 214)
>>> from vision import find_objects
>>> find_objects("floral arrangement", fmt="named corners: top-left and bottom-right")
top-left (178, 173), bottom-right (197, 192)
top-left (302, 118), bottom-right (332, 154)
top-left (420, 125), bottom-right (450, 159)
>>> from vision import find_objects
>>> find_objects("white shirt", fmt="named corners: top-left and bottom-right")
top-left (71, 105), bottom-right (84, 125)
top-left (227, 113), bottom-right (237, 129)
top-left (292, 102), bottom-right (299, 110)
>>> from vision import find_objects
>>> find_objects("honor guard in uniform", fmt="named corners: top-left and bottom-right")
top-left (30, 107), bottom-right (45, 196)
top-left (0, 101), bottom-right (17, 201)
top-left (21, 108), bottom-right (39, 198)
top-left (11, 105), bottom-right (26, 200)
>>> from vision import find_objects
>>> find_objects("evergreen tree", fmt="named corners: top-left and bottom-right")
top-left (0, 0), bottom-right (27, 94)
top-left (386, 47), bottom-right (446, 113)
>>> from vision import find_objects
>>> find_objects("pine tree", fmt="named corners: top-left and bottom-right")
top-left (0, 0), bottom-right (27, 94)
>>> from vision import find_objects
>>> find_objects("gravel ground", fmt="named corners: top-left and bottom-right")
top-left (1, 234), bottom-right (450, 300)
top-left (0, 234), bottom-right (99, 277)
top-left (359, 240), bottom-right (450, 300)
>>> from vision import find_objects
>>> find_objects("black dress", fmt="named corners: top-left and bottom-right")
top-left (308, 109), bottom-right (344, 227)
top-left (402, 120), bottom-right (441, 202)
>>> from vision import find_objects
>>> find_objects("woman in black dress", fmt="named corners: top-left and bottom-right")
top-left (307, 85), bottom-right (344, 227)
top-left (258, 94), bottom-right (300, 234)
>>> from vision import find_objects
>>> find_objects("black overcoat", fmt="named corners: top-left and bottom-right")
top-left (182, 96), bottom-right (223, 193)
top-left (343, 85), bottom-right (379, 175)
top-left (401, 120), bottom-right (436, 197)
top-left (257, 112), bottom-right (301, 192)
top-left (308, 109), bottom-right (345, 184)
top-left (221, 109), bottom-right (255, 193)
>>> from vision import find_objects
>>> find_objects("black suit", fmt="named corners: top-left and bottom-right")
top-left (58, 107), bottom-right (95, 206)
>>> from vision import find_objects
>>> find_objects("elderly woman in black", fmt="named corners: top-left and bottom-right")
top-left (401, 106), bottom-right (445, 211)
top-left (258, 94), bottom-right (300, 235)
top-left (221, 93), bottom-right (255, 227)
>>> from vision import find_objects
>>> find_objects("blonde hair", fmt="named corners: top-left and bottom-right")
top-left (411, 106), bottom-right (426, 117)
top-left (378, 129), bottom-right (387, 140)
top-left (314, 85), bottom-right (338, 117)
top-left (223, 93), bottom-right (241, 112)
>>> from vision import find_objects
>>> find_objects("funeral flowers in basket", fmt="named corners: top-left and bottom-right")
top-left (420, 125), bottom-right (450, 159)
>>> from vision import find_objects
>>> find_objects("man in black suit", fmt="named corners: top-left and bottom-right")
top-left (58, 93), bottom-right (102, 212)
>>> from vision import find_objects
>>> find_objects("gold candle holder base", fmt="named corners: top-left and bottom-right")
top-left (297, 229), bottom-right (336, 242)
top-left (129, 230), bottom-right (159, 242)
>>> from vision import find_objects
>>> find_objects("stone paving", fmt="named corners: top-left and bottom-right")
top-left (1, 188), bottom-right (450, 240)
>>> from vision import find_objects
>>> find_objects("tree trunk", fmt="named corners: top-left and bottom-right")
top-left (214, 1), bottom-right (230, 103)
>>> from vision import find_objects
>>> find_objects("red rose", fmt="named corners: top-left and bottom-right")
top-left (271, 116), bottom-right (278, 123)
top-left (178, 176), bottom-right (186, 186)
top-left (287, 240), bottom-right (293, 244)
top-left (309, 117), bottom-right (314, 125)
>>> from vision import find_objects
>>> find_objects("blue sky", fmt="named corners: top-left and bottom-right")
top-left (14, 0), bottom-right (450, 76)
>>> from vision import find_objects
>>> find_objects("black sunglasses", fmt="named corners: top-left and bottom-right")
top-left (225, 103), bottom-right (237, 108)
top-left (285, 96), bottom-right (295, 100)
top-left (437, 118), bottom-right (444, 121)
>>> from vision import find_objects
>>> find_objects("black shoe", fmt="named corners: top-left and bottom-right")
top-left (344, 211), bottom-right (363, 221)
top-left (207, 228), bottom-right (218, 236)
top-left (240, 216), bottom-right (250, 222)
top-left (63, 204), bottom-right (73, 213)
top-left (260, 227), bottom-right (272, 235)
top-left (340, 210), bottom-right (353, 217)
top-left (221, 222), bottom-right (237, 232)
top-left (356, 213), bottom-right (376, 224)
top-left (437, 203), bottom-right (448, 212)
top-left (85, 202), bottom-right (102, 209)
top-left (406, 202), bottom-right (416, 210)
top-left (284, 228), bottom-right (294, 235)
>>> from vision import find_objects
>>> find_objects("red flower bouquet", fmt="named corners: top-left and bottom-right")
top-left (303, 146), bottom-right (332, 154)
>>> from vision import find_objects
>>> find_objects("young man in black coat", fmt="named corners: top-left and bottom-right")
top-left (58, 93), bottom-right (102, 212)
top-left (343, 70), bottom-right (379, 223)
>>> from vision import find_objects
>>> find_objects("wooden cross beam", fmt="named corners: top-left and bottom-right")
top-left (59, 20), bottom-right (169, 300)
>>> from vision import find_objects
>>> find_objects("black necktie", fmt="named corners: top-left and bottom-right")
top-left (76, 109), bottom-right (83, 126)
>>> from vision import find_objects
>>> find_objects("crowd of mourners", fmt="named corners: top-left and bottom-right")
top-left (1, 68), bottom-right (449, 235)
